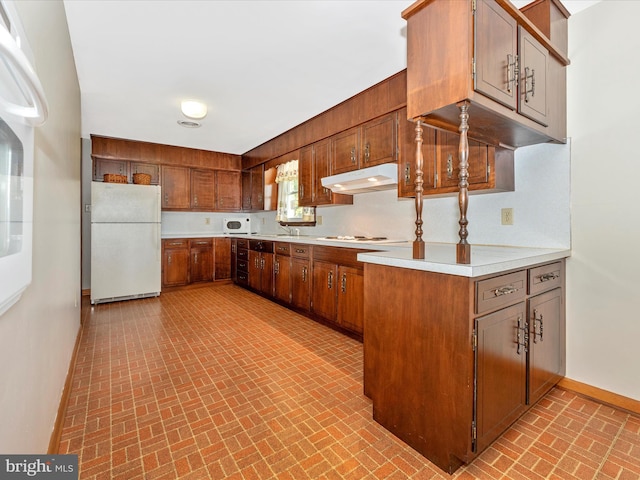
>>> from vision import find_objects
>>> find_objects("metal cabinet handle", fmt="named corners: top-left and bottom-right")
top-left (231, 244), bottom-right (236, 253)
top-left (302, 266), bottom-right (307, 283)
top-left (168, 241), bottom-right (182, 246)
top-left (274, 261), bottom-right (279, 274)
top-left (341, 273), bottom-right (347, 293)
top-left (532, 309), bottom-right (544, 343)
top-left (507, 54), bottom-right (519, 94)
top-left (538, 272), bottom-right (559, 282)
top-left (295, 248), bottom-right (305, 254)
top-left (350, 147), bottom-right (356, 164)
top-left (164, 193), bottom-right (169, 204)
top-left (516, 315), bottom-right (528, 355)
top-left (261, 257), bottom-right (265, 269)
top-left (299, 184), bottom-right (304, 198)
top-left (404, 163), bottom-right (411, 183)
top-left (327, 271), bottom-right (333, 289)
top-left (193, 195), bottom-right (198, 206)
top-left (446, 154), bottom-right (454, 178)
top-left (168, 254), bottom-right (172, 265)
top-left (364, 143), bottom-right (370, 163)
top-left (494, 286), bottom-right (517, 297)
top-left (524, 67), bottom-right (535, 103)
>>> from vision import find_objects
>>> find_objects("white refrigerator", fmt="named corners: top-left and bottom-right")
top-left (91, 181), bottom-right (161, 304)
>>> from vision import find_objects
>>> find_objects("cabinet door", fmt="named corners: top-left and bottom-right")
top-left (528, 288), bottom-right (563, 405)
top-left (298, 145), bottom-right (314, 206)
top-left (215, 237), bottom-right (231, 280)
top-left (241, 170), bottom-right (253, 210)
top-left (162, 246), bottom-right (189, 287)
top-left (130, 162), bottom-right (160, 185)
top-left (362, 112), bottom-right (397, 168)
top-left (191, 169), bottom-right (215, 210)
top-left (248, 250), bottom-right (262, 291)
top-left (397, 111), bottom-right (437, 198)
top-left (337, 266), bottom-right (364, 335)
top-left (260, 253), bottom-right (274, 296)
top-left (215, 170), bottom-right (241, 211)
top-left (438, 131), bottom-right (489, 189)
top-left (331, 126), bottom-right (360, 175)
top-left (291, 258), bottom-right (310, 311)
top-left (475, 302), bottom-right (527, 453)
top-left (273, 254), bottom-right (291, 303)
top-left (311, 260), bottom-right (337, 322)
top-left (190, 240), bottom-right (213, 283)
top-left (313, 138), bottom-right (333, 205)
top-left (518, 27), bottom-right (548, 126)
top-left (250, 165), bottom-right (264, 210)
top-left (93, 158), bottom-right (129, 182)
top-left (161, 166), bottom-right (190, 209)
top-left (474, 0), bottom-right (518, 110)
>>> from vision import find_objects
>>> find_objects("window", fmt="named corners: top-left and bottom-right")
top-left (275, 160), bottom-right (315, 225)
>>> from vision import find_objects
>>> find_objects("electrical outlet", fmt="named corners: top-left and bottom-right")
top-left (316, 215), bottom-right (323, 225)
top-left (501, 208), bottom-right (514, 225)
top-left (204, 217), bottom-right (210, 225)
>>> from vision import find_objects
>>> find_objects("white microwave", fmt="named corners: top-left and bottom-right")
top-left (223, 217), bottom-right (252, 234)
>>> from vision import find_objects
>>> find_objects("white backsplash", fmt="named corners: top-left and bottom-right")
top-left (164, 141), bottom-right (571, 249)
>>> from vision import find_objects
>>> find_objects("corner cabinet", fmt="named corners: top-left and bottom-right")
top-left (363, 259), bottom-right (566, 474)
top-left (402, 0), bottom-right (569, 148)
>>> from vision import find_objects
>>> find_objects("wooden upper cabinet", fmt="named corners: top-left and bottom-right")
top-left (93, 158), bottom-right (128, 182)
top-left (402, 0), bottom-right (567, 147)
top-left (130, 162), bottom-right (160, 185)
top-left (215, 170), bottom-right (241, 211)
top-left (331, 126), bottom-right (360, 175)
top-left (298, 145), bottom-right (314, 206)
top-left (517, 27), bottom-right (548, 126)
top-left (474, 0), bottom-right (518, 110)
top-left (190, 169), bottom-right (215, 210)
top-left (299, 139), bottom-right (352, 207)
top-left (312, 138), bottom-right (333, 204)
top-left (437, 131), bottom-right (489, 189)
top-left (361, 111), bottom-right (398, 168)
top-left (397, 108), bottom-right (436, 197)
top-left (161, 165), bottom-right (190, 209)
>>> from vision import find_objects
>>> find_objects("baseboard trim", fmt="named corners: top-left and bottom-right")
top-left (48, 322), bottom-right (84, 454)
top-left (81, 289), bottom-right (90, 297)
top-left (557, 377), bottom-right (640, 416)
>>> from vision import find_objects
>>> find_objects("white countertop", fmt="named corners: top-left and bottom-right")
top-left (357, 243), bottom-right (571, 278)
top-left (161, 233), bottom-right (570, 277)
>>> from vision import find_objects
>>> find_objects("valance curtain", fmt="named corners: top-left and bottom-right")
top-left (275, 160), bottom-right (299, 222)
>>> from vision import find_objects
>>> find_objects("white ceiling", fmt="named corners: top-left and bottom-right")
top-left (62, 0), bottom-right (600, 156)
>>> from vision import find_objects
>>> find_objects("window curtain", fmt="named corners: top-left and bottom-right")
top-left (275, 160), bottom-right (299, 222)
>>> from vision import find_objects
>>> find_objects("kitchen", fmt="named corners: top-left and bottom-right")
top-left (0, 0), bottom-right (638, 478)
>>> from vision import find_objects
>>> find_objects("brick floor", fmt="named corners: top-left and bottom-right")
top-left (58, 284), bottom-right (640, 479)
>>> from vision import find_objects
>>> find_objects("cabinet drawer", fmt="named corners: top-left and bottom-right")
top-left (291, 244), bottom-right (311, 258)
top-left (274, 242), bottom-right (291, 256)
top-left (163, 239), bottom-right (188, 249)
top-left (189, 238), bottom-right (212, 248)
top-left (237, 249), bottom-right (248, 260)
top-left (236, 238), bottom-right (250, 249)
top-left (237, 259), bottom-right (248, 273)
top-left (476, 270), bottom-right (526, 314)
top-left (250, 239), bottom-right (274, 253)
top-left (529, 262), bottom-right (563, 296)
top-left (237, 271), bottom-right (248, 285)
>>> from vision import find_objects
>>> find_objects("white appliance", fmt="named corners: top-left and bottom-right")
top-left (223, 216), bottom-right (252, 234)
top-left (321, 163), bottom-right (398, 194)
top-left (0, 1), bottom-right (49, 316)
top-left (91, 182), bottom-right (161, 304)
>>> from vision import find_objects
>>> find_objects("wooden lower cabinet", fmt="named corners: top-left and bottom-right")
top-left (162, 239), bottom-right (190, 287)
top-left (291, 257), bottom-right (310, 311)
top-left (363, 259), bottom-right (566, 474)
top-left (190, 239), bottom-right (213, 283)
top-left (274, 254), bottom-right (291, 303)
top-left (162, 237), bottom-right (231, 288)
top-left (248, 240), bottom-right (273, 295)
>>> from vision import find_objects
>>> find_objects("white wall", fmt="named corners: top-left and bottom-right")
top-left (0, 0), bottom-right (81, 452)
top-left (566, 1), bottom-right (640, 400)
top-left (252, 142), bottom-right (571, 249)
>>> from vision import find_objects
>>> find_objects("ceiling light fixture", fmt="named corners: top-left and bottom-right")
top-left (180, 100), bottom-right (207, 119)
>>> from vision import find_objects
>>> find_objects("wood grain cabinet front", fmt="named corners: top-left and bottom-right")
top-left (162, 239), bottom-right (189, 287)
top-left (363, 258), bottom-right (566, 474)
top-left (189, 239), bottom-right (213, 283)
top-left (299, 139), bottom-right (352, 207)
top-left (402, 0), bottom-right (568, 148)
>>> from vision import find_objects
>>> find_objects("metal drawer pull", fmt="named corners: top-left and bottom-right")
top-left (404, 163), bottom-right (411, 183)
top-left (506, 54), bottom-right (519, 94)
top-left (194, 253), bottom-right (198, 264)
top-left (341, 273), bottom-right (347, 293)
top-left (328, 271), bottom-right (333, 289)
top-left (274, 261), bottom-right (279, 274)
top-left (446, 154), bottom-right (454, 178)
top-left (533, 309), bottom-right (544, 343)
top-left (524, 67), bottom-right (535, 103)
top-left (538, 272), bottom-right (559, 282)
top-left (302, 267), bottom-right (307, 283)
top-left (295, 248), bottom-right (305, 254)
top-left (516, 316), bottom-right (528, 355)
top-left (493, 286), bottom-right (517, 297)
top-left (169, 242), bottom-right (183, 246)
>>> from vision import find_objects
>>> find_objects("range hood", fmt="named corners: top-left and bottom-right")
top-left (321, 163), bottom-right (398, 194)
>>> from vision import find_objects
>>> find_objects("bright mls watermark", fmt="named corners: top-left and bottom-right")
top-left (0, 455), bottom-right (78, 479)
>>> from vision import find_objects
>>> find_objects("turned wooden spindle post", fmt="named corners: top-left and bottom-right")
top-left (456, 101), bottom-right (471, 264)
top-left (413, 119), bottom-right (425, 259)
